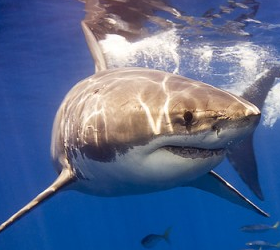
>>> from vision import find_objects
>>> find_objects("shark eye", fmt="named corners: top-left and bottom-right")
top-left (183, 111), bottom-right (193, 125)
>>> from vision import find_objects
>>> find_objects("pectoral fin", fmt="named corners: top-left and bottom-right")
top-left (187, 171), bottom-right (269, 217)
top-left (0, 168), bottom-right (75, 233)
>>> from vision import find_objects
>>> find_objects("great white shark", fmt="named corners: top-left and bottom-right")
top-left (81, 0), bottom-right (280, 200)
top-left (0, 66), bottom-right (267, 232)
top-left (0, 0), bottom-right (279, 234)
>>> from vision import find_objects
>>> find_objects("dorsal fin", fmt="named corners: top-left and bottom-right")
top-left (227, 66), bottom-right (280, 200)
top-left (0, 168), bottom-right (75, 233)
top-left (81, 21), bottom-right (107, 72)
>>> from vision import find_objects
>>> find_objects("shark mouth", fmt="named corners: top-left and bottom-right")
top-left (163, 146), bottom-right (225, 159)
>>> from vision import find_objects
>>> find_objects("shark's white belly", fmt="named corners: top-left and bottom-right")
top-left (68, 145), bottom-right (225, 196)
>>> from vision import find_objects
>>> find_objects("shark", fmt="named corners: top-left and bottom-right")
top-left (81, 0), bottom-right (280, 200)
top-left (0, 66), bottom-right (270, 232)
top-left (0, 0), bottom-right (279, 234)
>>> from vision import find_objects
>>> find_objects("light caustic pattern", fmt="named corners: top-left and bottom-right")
top-left (137, 75), bottom-right (173, 135)
top-left (58, 70), bottom-right (178, 149)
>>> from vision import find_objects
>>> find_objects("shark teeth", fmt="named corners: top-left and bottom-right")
top-left (163, 146), bottom-right (225, 159)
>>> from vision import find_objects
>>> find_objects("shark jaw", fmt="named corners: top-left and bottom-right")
top-left (163, 145), bottom-right (225, 159)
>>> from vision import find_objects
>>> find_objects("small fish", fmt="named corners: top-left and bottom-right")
top-left (246, 240), bottom-right (280, 249)
top-left (141, 227), bottom-right (171, 248)
top-left (241, 221), bottom-right (279, 233)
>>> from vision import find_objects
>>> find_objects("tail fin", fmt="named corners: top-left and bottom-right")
top-left (163, 226), bottom-right (172, 244)
top-left (273, 221), bottom-right (280, 229)
top-left (0, 168), bottom-right (75, 233)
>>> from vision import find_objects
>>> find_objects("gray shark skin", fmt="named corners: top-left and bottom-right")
top-left (0, 67), bottom-right (267, 233)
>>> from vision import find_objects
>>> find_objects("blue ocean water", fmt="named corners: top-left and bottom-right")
top-left (0, 1), bottom-right (280, 250)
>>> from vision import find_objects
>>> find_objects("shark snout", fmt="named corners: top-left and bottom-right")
top-left (247, 107), bottom-right (261, 126)
top-left (223, 94), bottom-right (261, 129)
top-left (214, 100), bottom-right (261, 147)
top-left (243, 101), bottom-right (261, 117)
top-left (240, 100), bottom-right (261, 129)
